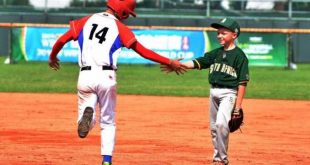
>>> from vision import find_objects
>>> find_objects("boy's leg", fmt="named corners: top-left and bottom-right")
top-left (209, 89), bottom-right (220, 162)
top-left (215, 89), bottom-right (236, 164)
top-left (98, 85), bottom-right (117, 158)
top-left (77, 90), bottom-right (98, 138)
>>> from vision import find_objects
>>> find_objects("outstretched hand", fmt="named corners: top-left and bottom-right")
top-left (160, 58), bottom-right (187, 75)
top-left (48, 57), bottom-right (60, 71)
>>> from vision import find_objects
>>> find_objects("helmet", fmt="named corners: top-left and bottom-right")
top-left (107, 0), bottom-right (137, 20)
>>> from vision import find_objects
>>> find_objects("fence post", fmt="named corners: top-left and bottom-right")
top-left (83, 0), bottom-right (86, 8)
top-left (8, 26), bottom-right (13, 64)
top-left (286, 33), bottom-right (296, 70)
top-left (44, 0), bottom-right (47, 13)
top-left (288, 0), bottom-right (292, 20)
top-left (206, 0), bottom-right (210, 17)
top-left (160, 0), bottom-right (164, 9)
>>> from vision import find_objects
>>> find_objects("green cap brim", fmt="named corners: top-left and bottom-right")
top-left (211, 23), bottom-right (233, 32)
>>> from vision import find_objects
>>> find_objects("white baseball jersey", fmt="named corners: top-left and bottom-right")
top-left (70, 12), bottom-right (136, 69)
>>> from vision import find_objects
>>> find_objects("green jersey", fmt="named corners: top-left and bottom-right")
top-left (193, 46), bottom-right (249, 88)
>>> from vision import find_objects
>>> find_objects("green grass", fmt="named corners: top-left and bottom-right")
top-left (245, 65), bottom-right (310, 100)
top-left (0, 57), bottom-right (79, 93)
top-left (0, 56), bottom-right (310, 100)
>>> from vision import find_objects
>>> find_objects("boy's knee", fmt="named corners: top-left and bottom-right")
top-left (215, 122), bottom-right (228, 131)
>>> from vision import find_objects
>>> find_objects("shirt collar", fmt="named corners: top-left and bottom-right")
top-left (100, 12), bottom-right (118, 20)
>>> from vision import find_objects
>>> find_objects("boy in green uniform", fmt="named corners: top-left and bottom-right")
top-left (162, 18), bottom-right (250, 164)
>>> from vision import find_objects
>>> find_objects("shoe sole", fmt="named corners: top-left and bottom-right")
top-left (78, 107), bottom-right (93, 138)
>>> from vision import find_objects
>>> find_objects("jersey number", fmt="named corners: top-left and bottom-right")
top-left (89, 24), bottom-right (109, 44)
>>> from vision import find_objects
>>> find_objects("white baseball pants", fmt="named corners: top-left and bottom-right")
top-left (77, 67), bottom-right (117, 156)
top-left (209, 88), bottom-right (237, 164)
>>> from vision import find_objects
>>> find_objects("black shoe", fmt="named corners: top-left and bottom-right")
top-left (78, 107), bottom-right (93, 138)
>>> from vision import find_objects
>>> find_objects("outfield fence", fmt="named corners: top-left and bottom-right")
top-left (1, 22), bottom-right (310, 68)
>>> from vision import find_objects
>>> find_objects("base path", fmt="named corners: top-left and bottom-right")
top-left (0, 93), bottom-right (309, 165)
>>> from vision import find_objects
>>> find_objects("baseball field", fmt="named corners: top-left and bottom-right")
top-left (1, 58), bottom-right (310, 164)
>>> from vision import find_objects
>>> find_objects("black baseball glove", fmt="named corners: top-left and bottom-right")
top-left (228, 108), bottom-right (244, 133)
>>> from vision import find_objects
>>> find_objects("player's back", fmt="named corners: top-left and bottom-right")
top-left (77, 12), bottom-right (122, 68)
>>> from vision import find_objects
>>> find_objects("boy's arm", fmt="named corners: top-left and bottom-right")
top-left (117, 21), bottom-right (182, 71)
top-left (130, 41), bottom-right (171, 65)
top-left (160, 56), bottom-right (209, 74)
top-left (131, 41), bottom-right (186, 73)
top-left (235, 55), bottom-right (250, 110)
top-left (49, 29), bottom-right (74, 70)
top-left (180, 57), bottom-right (209, 70)
top-left (181, 60), bottom-right (195, 69)
top-left (235, 82), bottom-right (247, 110)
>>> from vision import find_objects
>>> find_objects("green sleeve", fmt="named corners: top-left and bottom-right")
top-left (192, 51), bottom-right (216, 69)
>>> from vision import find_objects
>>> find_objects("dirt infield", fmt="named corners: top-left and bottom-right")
top-left (0, 93), bottom-right (309, 165)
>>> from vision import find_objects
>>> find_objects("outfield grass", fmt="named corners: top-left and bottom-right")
top-left (0, 56), bottom-right (309, 100)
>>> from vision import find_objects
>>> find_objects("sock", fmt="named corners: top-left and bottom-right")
top-left (103, 155), bottom-right (112, 163)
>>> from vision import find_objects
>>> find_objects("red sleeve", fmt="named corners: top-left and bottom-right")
top-left (49, 29), bottom-right (74, 60)
top-left (116, 21), bottom-right (137, 48)
top-left (130, 41), bottom-right (171, 65)
top-left (69, 15), bottom-right (91, 40)
top-left (50, 16), bottom-right (90, 60)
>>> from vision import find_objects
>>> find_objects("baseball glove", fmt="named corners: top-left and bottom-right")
top-left (228, 108), bottom-right (244, 133)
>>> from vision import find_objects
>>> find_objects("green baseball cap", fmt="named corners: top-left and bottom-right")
top-left (211, 18), bottom-right (240, 36)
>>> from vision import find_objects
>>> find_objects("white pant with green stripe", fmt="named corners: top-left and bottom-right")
top-left (209, 87), bottom-right (237, 164)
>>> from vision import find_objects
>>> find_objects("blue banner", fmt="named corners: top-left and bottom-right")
top-left (119, 29), bottom-right (206, 64)
top-left (23, 27), bottom-right (206, 64)
top-left (25, 27), bottom-right (79, 62)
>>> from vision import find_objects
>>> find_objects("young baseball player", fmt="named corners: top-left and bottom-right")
top-left (162, 18), bottom-right (249, 165)
top-left (48, 0), bottom-right (185, 165)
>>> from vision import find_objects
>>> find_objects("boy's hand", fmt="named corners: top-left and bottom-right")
top-left (48, 57), bottom-right (60, 71)
top-left (161, 58), bottom-right (187, 75)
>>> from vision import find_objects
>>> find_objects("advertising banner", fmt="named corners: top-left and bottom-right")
top-left (207, 32), bottom-right (288, 67)
top-left (12, 27), bottom-right (206, 64)
top-left (11, 28), bottom-right (26, 62)
top-left (12, 27), bottom-right (287, 67)
top-left (12, 27), bottom-right (80, 62)
top-left (118, 29), bottom-right (206, 64)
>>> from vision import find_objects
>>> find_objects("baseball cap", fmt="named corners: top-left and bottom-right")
top-left (211, 18), bottom-right (240, 36)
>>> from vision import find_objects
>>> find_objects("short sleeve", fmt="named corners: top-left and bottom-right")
top-left (69, 15), bottom-right (91, 40)
top-left (193, 50), bottom-right (217, 69)
top-left (116, 21), bottom-right (137, 48)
